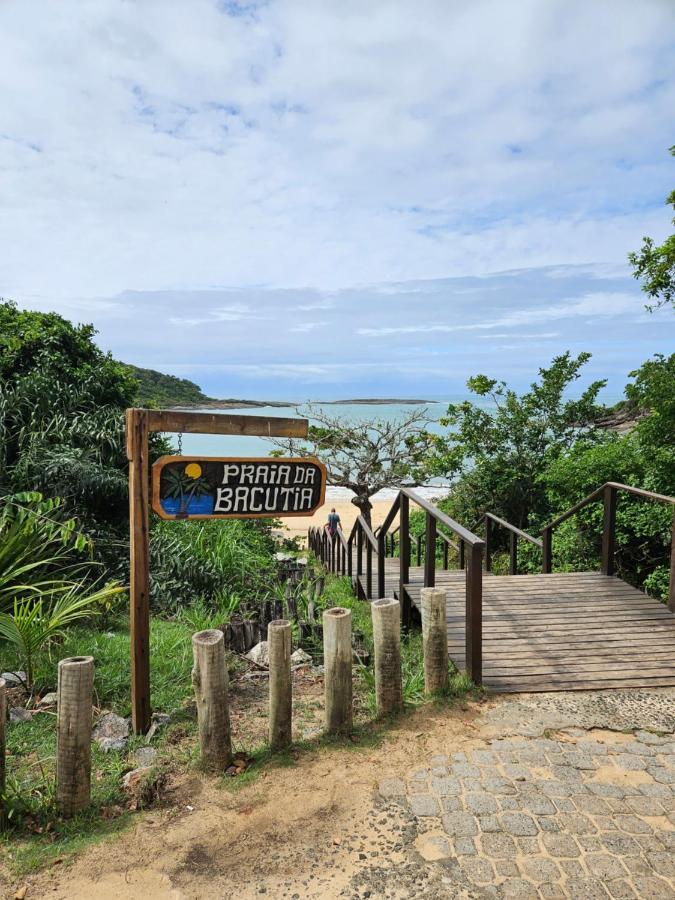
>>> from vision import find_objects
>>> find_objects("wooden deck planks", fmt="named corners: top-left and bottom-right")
top-left (407, 571), bottom-right (675, 693)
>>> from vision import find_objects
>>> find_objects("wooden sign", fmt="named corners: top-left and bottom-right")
top-left (152, 456), bottom-right (326, 520)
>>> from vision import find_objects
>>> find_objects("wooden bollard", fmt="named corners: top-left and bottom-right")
top-left (323, 607), bottom-right (352, 734)
top-left (192, 629), bottom-right (233, 771)
top-left (0, 679), bottom-right (5, 805)
top-left (268, 619), bottom-right (292, 750)
top-left (56, 656), bottom-right (94, 816)
top-left (371, 598), bottom-right (403, 715)
top-left (420, 587), bottom-right (449, 694)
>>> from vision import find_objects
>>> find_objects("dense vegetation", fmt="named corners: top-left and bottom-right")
top-left (123, 363), bottom-right (213, 408)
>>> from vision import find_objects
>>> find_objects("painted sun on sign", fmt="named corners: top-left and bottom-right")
top-left (151, 456), bottom-right (327, 520)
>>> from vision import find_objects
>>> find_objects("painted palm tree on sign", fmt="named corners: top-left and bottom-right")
top-left (164, 463), bottom-right (212, 517)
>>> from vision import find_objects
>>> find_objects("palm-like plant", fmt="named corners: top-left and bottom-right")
top-left (0, 581), bottom-right (123, 687)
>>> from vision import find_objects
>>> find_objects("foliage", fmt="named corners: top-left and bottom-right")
top-left (122, 363), bottom-right (213, 407)
top-left (149, 517), bottom-right (279, 615)
top-left (628, 146), bottom-right (675, 311)
top-left (0, 581), bottom-right (123, 687)
top-left (429, 352), bottom-right (607, 531)
top-left (272, 405), bottom-right (434, 526)
top-left (625, 353), bottom-right (675, 486)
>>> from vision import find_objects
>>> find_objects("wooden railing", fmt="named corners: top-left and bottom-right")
top-left (309, 489), bottom-right (485, 682)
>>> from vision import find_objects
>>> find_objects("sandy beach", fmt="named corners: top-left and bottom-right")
top-left (281, 498), bottom-right (395, 540)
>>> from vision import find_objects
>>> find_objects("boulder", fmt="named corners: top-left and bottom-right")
top-left (245, 641), bottom-right (269, 667)
top-left (134, 746), bottom-right (158, 767)
top-left (291, 648), bottom-right (313, 666)
top-left (1, 671), bottom-right (26, 687)
top-left (37, 692), bottom-right (58, 708)
top-left (9, 707), bottom-right (31, 724)
top-left (93, 712), bottom-right (130, 751)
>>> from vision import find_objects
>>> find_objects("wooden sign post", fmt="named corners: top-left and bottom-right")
top-left (125, 408), bottom-right (310, 735)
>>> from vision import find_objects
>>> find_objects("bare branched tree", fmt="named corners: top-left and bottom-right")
top-left (269, 405), bottom-right (434, 528)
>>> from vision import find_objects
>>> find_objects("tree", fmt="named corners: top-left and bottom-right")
top-left (429, 352), bottom-right (607, 530)
top-left (628, 146), bottom-right (675, 311)
top-left (271, 406), bottom-right (434, 527)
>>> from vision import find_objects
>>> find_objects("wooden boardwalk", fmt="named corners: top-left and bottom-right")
top-left (358, 560), bottom-right (675, 693)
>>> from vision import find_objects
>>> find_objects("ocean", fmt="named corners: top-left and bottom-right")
top-left (173, 400), bottom-right (455, 501)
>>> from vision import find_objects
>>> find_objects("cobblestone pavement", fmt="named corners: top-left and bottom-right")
top-left (374, 690), bottom-right (675, 900)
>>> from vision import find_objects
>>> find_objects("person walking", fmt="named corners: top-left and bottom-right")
top-left (326, 507), bottom-right (341, 537)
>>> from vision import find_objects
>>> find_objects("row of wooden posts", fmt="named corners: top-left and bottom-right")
top-left (0, 589), bottom-right (449, 815)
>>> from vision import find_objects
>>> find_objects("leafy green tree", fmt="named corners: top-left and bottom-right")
top-left (272, 406), bottom-right (434, 527)
top-left (629, 146), bottom-right (675, 311)
top-left (430, 352), bottom-right (607, 531)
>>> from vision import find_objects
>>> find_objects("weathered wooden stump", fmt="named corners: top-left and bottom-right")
top-left (420, 587), bottom-right (449, 694)
top-left (268, 619), bottom-right (292, 750)
top-left (323, 607), bottom-right (352, 733)
top-left (56, 656), bottom-right (94, 816)
top-left (371, 598), bottom-right (403, 715)
top-left (192, 629), bottom-right (233, 771)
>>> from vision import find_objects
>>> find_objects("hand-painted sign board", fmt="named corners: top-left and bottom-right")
top-left (151, 456), bottom-right (327, 520)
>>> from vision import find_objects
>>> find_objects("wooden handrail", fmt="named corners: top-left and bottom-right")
top-left (402, 488), bottom-right (484, 547)
top-left (484, 512), bottom-right (543, 548)
top-left (357, 515), bottom-right (379, 551)
top-left (542, 482), bottom-right (675, 533)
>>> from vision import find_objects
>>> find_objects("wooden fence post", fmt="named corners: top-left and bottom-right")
top-left (56, 656), bottom-right (94, 817)
top-left (484, 516), bottom-right (492, 572)
top-left (371, 598), bottom-right (402, 715)
top-left (192, 629), bottom-right (233, 771)
top-left (509, 532), bottom-right (518, 575)
top-left (465, 545), bottom-right (483, 686)
top-left (377, 531), bottom-right (386, 598)
top-left (268, 619), bottom-right (292, 750)
top-left (424, 513), bottom-right (436, 587)
top-left (0, 679), bottom-right (5, 811)
top-left (669, 509), bottom-right (675, 613)
top-left (420, 588), bottom-right (448, 694)
top-left (323, 607), bottom-right (352, 733)
top-left (542, 528), bottom-right (552, 573)
top-left (399, 494), bottom-right (411, 628)
top-left (601, 485), bottom-right (617, 576)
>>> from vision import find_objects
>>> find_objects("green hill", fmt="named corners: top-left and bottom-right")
top-left (124, 364), bottom-right (213, 407)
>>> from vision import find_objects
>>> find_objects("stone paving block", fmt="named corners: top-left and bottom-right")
top-left (515, 836), bottom-right (541, 856)
top-left (518, 750), bottom-right (549, 767)
top-left (452, 762), bottom-right (481, 778)
top-left (635, 834), bottom-right (668, 853)
top-left (441, 811), bottom-right (478, 837)
top-left (378, 778), bottom-right (406, 798)
top-left (496, 860), bottom-right (519, 878)
top-left (441, 797), bottom-right (462, 812)
top-left (430, 765), bottom-right (448, 777)
top-left (482, 776), bottom-right (517, 795)
top-left (470, 749), bottom-right (497, 766)
top-left (584, 853), bottom-right (628, 879)
top-left (480, 832), bottom-right (517, 858)
top-left (521, 795), bottom-right (556, 816)
top-left (465, 791), bottom-right (499, 815)
top-left (576, 740), bottom-right (609, 756)
top-left (410, 768), bottom-right (430, 781)
top-left (649, 766), bottom-right (675, 784)
top-left (431, 776), bottom-right (460, 796)
top-left (430, 754), bottom-right (449, 766)
top-left (601, 833), bottom-right (642, 856)
top-left (542, 832), bottom-right (581, 857)
top-left (638, 781), bottom-right (673, 799)
top-left (556, 812), bottom-right (597, 835)
top-left (545, 752), bottom-right (566, 766)
top-left (605, 879), bottom-right (639, 900)
top-left (553, 797), bottom-right (575, 812)
top-left (588, 782), bottom-right (627, 799)
top-left (623, 741), bottom-right (656, 756)
top-left (614, 753), bottom-right (648, 771)
top-left (459, 856), bottom-right (494, 884)
top-left (647, 851), bottom-right (675, 878)
top-left (503, 764), bottom-right (531, 781)
top-left (538, 883), bottom-right (566, 900)
top-left (540, 781), bottom-right (576, 798)
top-left (500, 877), bottom-right (539, 899)
top-left (577, 835), bottom-right (603, 853)
top-left (407, 780), bottom-right (430, 794)
top-left (499, 796), bottom-right (519, 811)
top-left (409, 794), bottom-right (440, 817)
top-left (595, 816), bottom-right (619, 831)
top-left (479, 814), bottom-right (501, 833)
top-left (451, 751), bottom-right (468, 762)
top-left (573, 794), bottom-right (612, 815)
top-left (501, 812), bottom-right (538, 836)
top-left (635, 731), bottom-right (669, 746)
top-left (559, 859), bottom-right (585, 879)
top-left (656, 831), bottom-right (675, 851)
top-left (615, 814), bottom-right (652, 834)
top-left (631, 876), bottom-right (675, 899)
top-left (538, 816), bottom-right (560, 833)
top-left (461, 777), bottom-right (483, 793)
top-left (519, 857), bottom-right (561, 883)
top-left (565, 877), bottom-right (614, 899)
top-left (454, 836), bottom-right (477, 856)
top-left (563, 751), bottom-right (598, 770)
top-left (622, 855), bottom-right (652, 876)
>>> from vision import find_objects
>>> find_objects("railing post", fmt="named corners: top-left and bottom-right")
top-left (357, 526), bottom-right (363, 577)
top-left (465, 543), bottom-right (483, 685)
top-left (459, 540), bottom-right (465, 570)
top-left (416, 534), bottom-right (422, 567)
top-left (542, 527), bottom-right (552, 573)
top-left (484, 516), bottom-right (492, 572)
top-left (443, 540), bottom-right (449, 570)
top-left (669, 509), bottom-right (675, 613)
top-left (601, 485), bottom-right (617, 576)
top-left (509, 532), bottom-right (517, 575)
top-left (424, 512), bottom-right (436, 588)
top-left (366, 540), bottom-right (373, 600)
top-left (399, 494), bottom-right (411, 628)
top-left (347, 537), bottom-right (353, 579)
top-left (377, 531), bottom-right (386, 598)
top-left (390, 533), bottom-right (395, 557)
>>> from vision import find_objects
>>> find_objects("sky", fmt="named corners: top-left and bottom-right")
top-left (1, 0), bottom-right (674, 400)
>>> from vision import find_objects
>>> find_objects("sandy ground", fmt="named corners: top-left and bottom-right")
top-left (281, 499), bottom-right (395, 540)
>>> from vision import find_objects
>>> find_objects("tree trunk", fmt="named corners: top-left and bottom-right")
top-left (352, 493), bottom-right (373, 528)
